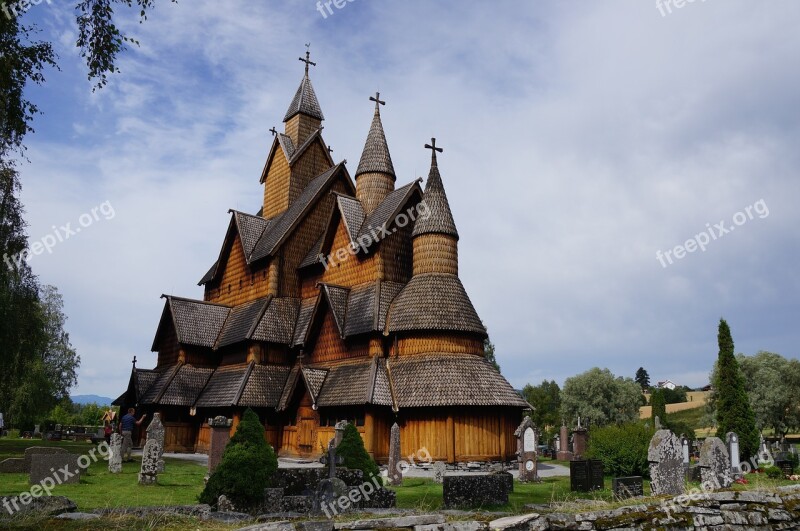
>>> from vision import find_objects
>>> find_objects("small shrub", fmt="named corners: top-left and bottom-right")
top-left (199, 409), bottom-right (278, 511)
top-left (335, 423), bottom-right (380, 480)
top-left (764, 466), bottom-right (783, 479)
top-left (586, 422), bottom-right (654, 477)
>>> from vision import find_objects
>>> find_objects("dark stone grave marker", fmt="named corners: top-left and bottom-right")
top-left (612, 476), bottom-right (643, 498)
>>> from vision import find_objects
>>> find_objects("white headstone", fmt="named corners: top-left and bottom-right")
top-left (523, 427), bottom-right (536, 452)
top-left (554, 436), bottom-right (560, 452)
top-left (682, 438), bottom-right (690, 465)
top-left (727, 432), bottom-right (741, 473)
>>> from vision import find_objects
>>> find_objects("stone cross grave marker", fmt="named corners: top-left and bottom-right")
top-left (146, 413), bottom-right (166, 473)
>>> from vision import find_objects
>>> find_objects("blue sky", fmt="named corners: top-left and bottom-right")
top-left (12, 1), bottom-right (800, 397)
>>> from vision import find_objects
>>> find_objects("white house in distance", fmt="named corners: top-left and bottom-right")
top-left (656, 380), bottom-right (678, 390)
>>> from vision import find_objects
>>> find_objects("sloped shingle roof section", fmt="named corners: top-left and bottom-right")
top-left (284, 74), bottom-right (324, 122)
top-left (277, 133), bottom-right (296, 160)
top-left (315, 361), bottom-right (373, 407)
top-left (386, 273), bottom-right (486, 336)
top-left (278, 365), bottom-right (301, 411)
top-left (320, 284), bottom-right (349, 337)
top-left (167, 297), bottom-right (231, 348)
top-left (233, 211), bottom-right (271, 258)
top-left (357, 181), bottom-right (421, 242)
top-left (238, 365), bottom-right (291, 408)
top-left (389, 354), bottom-right (529, 408)
top-left (355, 108), bottom-right (395, 178)
top-left (139, 365), bottom-right (180, 405)
top-left (344, 282), bottom-right (377, 337)
top-left (337, 195), bottom-right (366, 243)
top-left (372, 358), bottom-right (393, 406)
top-left (302, 367), bottom-right (328, 402)
top-left (198, 261), bottom-right (217, 286)
top-left (194, 365), bottom-right (250, 408)
top-left (252, 297), bottom-right (300, 345)
top-left (412, 155), bottom-right (459, 240)
top-left (135, 369), bottom-right (159, 399)
top-left (159, 365), bottom-right (214, 406)
top-left (378, 281), bottom-right (405, 332)
top-left (293, 297), bottom-right (319, 347)
top-left (299, 235), bottom-right (325, 269)
top-left (251, 163), bottom-right (344, 261)
top-left (216, 297), bottom-right (270, 349)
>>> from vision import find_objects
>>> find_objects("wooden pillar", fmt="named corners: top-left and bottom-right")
top-left (500, 414), bottom-right (507, 460)
top-left (446, 412), bottom-right (455, 464)
top-left (364, 410), bottom-right (375, 459)
top-left (229, 412), bottom-right (241, 437)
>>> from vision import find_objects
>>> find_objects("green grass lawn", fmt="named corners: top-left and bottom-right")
top-left (0, 439), bottom-right (207, 511)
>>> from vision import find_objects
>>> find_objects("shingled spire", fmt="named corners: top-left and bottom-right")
top-left (355, 92), bottom-right (396, 215)
top-left (412, 138), bottom-right (459, 240)
top-left (284, 46), bottom-right (324, 145)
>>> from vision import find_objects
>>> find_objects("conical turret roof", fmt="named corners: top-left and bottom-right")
top-left (284, 56), bottom-right (324, 122)
top-left (412, 148), bottom-right (459, 240)
top-left (355, 97), bottom-right (395, 178)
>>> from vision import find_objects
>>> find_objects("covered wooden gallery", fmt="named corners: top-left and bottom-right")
top-left (115, 52), bottom-right (529, 463)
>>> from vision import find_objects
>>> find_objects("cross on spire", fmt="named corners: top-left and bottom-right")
top-left (132, 355), bottom-right (137, 368)
top-left (269, 127), bottom-right (278, 137)
top-left (369, 91), bottom-right (385, 114)
top-left (425, 138), bottom-right (443, 164)
top-left (328, 145), bottom-right (333, 154)
top-left (299, 44), bottom-right (316, 76)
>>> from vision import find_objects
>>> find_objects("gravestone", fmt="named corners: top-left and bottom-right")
top-left (443, 474), bottom-right (510, 508)
top-left (612, 476), bottom-right (644, 498)
top-left (387, 422), bottom-right (402, 486)
top-left (726, 432), bottom-right (741, 477)
top-left (1, 446), bottom-right (69, 474)
top-left (515, 417), bottom-right (538, 482)
top-left (108, 433), bottom-right (123, 473)
top-left (648, 429), bottom-right (685, 496)
top-left (699, 437), bottom-right (732, 490)
top-left (217, 494), bottom-right (235, 513)
top-left (30, 454), bottom-right (81, 485)
top-left (312, 477), bottom-right (349, 516)
top-left (208, 416), bottom-right (232, 475)
top-left (681, 436), bottom-right (690, 479)
top-left (569, 459), bottom-right (603, 492)
top-left (572, 427), bottom-right (588, 458)
top-left (334, 420), bottom-right (348, 447)
top-left (147, 413), bottom-right (166, 473)
top-left (557, 425), bottom-right (573, 461)
top-left (432, 461), bottom-right (446, 483)
top-left (138, 438), bottom-right (160, 485)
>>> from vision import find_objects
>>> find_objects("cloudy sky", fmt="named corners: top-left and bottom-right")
top-left (14, 1), bottom-right (800, 398)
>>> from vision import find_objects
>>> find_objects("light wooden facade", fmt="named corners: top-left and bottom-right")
top-left (116, 53), bottom-right (528, 462)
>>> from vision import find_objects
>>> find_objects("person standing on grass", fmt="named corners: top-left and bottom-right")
top-left (120, 408), bottom-right (147, 462)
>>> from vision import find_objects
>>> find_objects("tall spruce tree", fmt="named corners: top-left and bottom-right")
top-left (650, 388), bottom-right (667, 427)
top-left (635, 367), bottom-right (650, 390)
top-left (713, 319), bottom-right (759, 460)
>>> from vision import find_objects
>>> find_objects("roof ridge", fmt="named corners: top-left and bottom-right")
top-left (232, 361), bottom-right (256, 407)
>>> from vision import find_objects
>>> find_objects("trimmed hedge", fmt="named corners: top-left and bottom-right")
top-left (586, 422), bottom-right (654, 477)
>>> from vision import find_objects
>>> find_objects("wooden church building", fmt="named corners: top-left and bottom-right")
top-left (116, 52), bottom-right (529, 463)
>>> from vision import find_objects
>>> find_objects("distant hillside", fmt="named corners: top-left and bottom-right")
top-left (71, 394), bottom-right (114, 406)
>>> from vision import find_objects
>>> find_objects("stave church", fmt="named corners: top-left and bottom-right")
top-left (115, 51), bottom-right (529, 463)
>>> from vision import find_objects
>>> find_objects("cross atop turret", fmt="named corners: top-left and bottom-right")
top-left (299, 44), bottom-right (316, 76)
top-left (370, 92), bottom-right (385, 114)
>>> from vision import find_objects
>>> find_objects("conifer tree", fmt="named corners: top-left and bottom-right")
top-left (650, 388), bottom-right (667, 427)
top-left (713, 319), bottom-right (759, 460)
top-left (335, 423), bottom-right (380, 480)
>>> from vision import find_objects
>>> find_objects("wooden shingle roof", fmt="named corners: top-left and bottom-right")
top-left (389, 354), bottom-right (529, 408)
top-left (155, 296), bottom-right (231, 350)
top-left (194, 364), bottom-right (251, 408)
top-left (215, 297), bottom-right (271, 349)
top-left (284, 73), bottom-right (324, 122)
top-left (412, 154), bottom-right (459, 240)
top-left (357, 181), bottom-right (422, 243)
top-left (386, 273), bottom-right (486, 336)
top-left (238, 364), bottom-right (291, 408)
top-left (292, 296), bottom-right (319, 347)
top-left (158, 365), bottom-right (215, 407)
top-left (355, 106), bottom-right (395, 178)
top-left (252, 297), bottom-right (300, 345)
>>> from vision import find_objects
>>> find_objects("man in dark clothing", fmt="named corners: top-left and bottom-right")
top-left (120, 408), bottom-right (146, 462)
